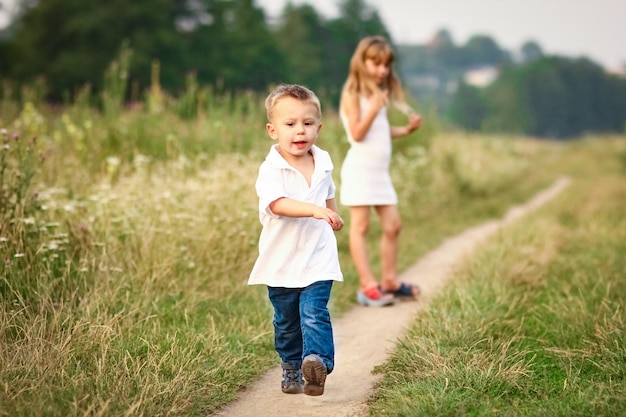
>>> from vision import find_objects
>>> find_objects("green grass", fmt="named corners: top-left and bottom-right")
top-left (370, 138), bottom-right (626, 417)
top-left (1, 90), bottom-right (625, 416)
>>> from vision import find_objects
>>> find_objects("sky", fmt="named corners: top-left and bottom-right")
top-left (1, 0), bottom-right (624, 70)
top-left (257, 0), bottom-right (626, 71)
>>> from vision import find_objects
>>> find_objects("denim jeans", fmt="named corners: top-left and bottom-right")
top-left (268, 280), bottom-right (334, 374)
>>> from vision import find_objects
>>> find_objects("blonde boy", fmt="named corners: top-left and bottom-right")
top-left (248, 84), bottom-right (343, 396)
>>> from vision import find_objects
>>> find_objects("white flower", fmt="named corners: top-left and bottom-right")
top-left (106, 156), bottom-right (121, 166)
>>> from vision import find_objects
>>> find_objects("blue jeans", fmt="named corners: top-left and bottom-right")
top-left (268, 280), bottom-right (334, 374)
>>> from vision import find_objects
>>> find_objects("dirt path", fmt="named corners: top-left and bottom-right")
top-left (216, 177), bottom-right (571, 417)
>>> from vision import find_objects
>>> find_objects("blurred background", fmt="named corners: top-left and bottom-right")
top-left (1, 0), bottom-right (625, 138)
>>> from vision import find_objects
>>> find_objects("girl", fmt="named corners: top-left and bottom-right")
top-left (339, 35), bottom-right (422, 307)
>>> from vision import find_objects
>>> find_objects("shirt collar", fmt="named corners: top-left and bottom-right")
top-left (266, 144), bottom-right (333, 171)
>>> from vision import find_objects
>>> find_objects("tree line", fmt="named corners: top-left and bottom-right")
top-left (1, 0), bottom-right (625, 138)
top-left (449, 56), bottom-right (626, 138)
top-left (399, 30), bottom-right (626, 138)
top-left (0, 0), bottom-right (389, 104)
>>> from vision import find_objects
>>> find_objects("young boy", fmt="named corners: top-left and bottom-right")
top-left (248, 84), bottom-right (344, 396)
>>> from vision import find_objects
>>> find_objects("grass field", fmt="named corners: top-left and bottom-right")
top-left (371, 139), bottom-right (626, 416)
top-left (1, 89), bottom-right (625, 416)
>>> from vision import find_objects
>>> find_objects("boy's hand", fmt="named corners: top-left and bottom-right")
top-left (313, 207), bottom-right (344, 231)
top-left (328, 211), bottom-right (344, 231)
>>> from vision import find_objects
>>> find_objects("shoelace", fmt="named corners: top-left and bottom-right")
top-left (283, 369), bottom-right (300, 382)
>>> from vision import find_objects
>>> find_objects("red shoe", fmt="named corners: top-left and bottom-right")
top-left (357, 286), bottom-right (396, 307)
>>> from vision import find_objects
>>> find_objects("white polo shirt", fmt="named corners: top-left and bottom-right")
top-left (248, 144), bottom-right (343, 288)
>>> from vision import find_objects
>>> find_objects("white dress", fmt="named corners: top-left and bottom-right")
top-left (340, 96), bottom-right (397, 206)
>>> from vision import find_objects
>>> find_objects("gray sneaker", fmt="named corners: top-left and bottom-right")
top-left (302, 354), bottom-right (327, 396)
top-left (281, 368), bottom-right (303, 394)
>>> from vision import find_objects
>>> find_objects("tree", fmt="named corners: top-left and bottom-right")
top-left (188, 0), bottom-right (287, 91)
top-left (430, 29), bottom-right (462, 69)
top-left (430, 29), bottom-right (454, 49)
top-left (2, 0), bottom-right (289, 100)
top-left (447, 81), bottom-right (487, 131)
top-left (8, 0), bottom-right (191, 100)
top-left (274, 3), bottom-right (326, 91)
top-left (520, 41), bottom-right (543, 64)
top-left (478, 56), bottom-right (626, 138)
top-left (481, 65), bottom-right (531, 134)
top-left (462, 35), bottom-right (509, 68)
top-left (321, 0), bottom-right (392, 102)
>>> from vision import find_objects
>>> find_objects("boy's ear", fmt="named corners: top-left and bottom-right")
top-left (266, 123), bottom-right (278, 140)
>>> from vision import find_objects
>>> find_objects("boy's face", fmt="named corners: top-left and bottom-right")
top-left (266, 97), bottom-right (322, 160)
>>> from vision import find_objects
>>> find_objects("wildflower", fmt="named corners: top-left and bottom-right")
top-left (106, 156), bottom-right (121, 167)
top-left (106, 156), bottom-right (121, 179)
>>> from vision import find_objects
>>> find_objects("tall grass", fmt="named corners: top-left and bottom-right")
top-left (1, 72), bottom-right (623, 415)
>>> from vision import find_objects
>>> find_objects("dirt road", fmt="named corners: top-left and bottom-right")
top-left (216, 177), bottom-right (570, 417)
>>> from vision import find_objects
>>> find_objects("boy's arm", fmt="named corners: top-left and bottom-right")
top-left (325, 198), bottom-right (339, 213)
top-left (269, 197), bottom-right (321, 217)
top-left (270, 197), bottom-right (343, 231)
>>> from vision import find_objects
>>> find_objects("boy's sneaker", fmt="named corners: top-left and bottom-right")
top-left (281, 368), bottom-right (303, 394)
top-left (301, 354), bottom-right (327, 396)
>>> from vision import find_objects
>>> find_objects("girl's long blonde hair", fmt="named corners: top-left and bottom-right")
top-left (341, 36), bottom-right (410, 110)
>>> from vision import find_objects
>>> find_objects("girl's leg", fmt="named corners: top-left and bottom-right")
top-left (348, 206), bottom-right (378, 291)
top-left (376, 205), bottom-right (419, 297)
top-left (375, 205), bottom-right (401, 288)
top-left (268, 286), bottom-right (303, 369)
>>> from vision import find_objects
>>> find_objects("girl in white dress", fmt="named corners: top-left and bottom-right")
top-left (339, 36), bottom-right (422, 307)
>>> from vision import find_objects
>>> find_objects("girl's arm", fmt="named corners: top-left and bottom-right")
top-left (341, 90), bottom-right (387, 142)
top-left (390, 113), bottom-right (422, 139)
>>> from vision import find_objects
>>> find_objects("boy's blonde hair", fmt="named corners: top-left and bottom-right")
top-left (265, 84), bottom-right (322, 122)
top-left (342, 36), bottom-right (408, 106)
